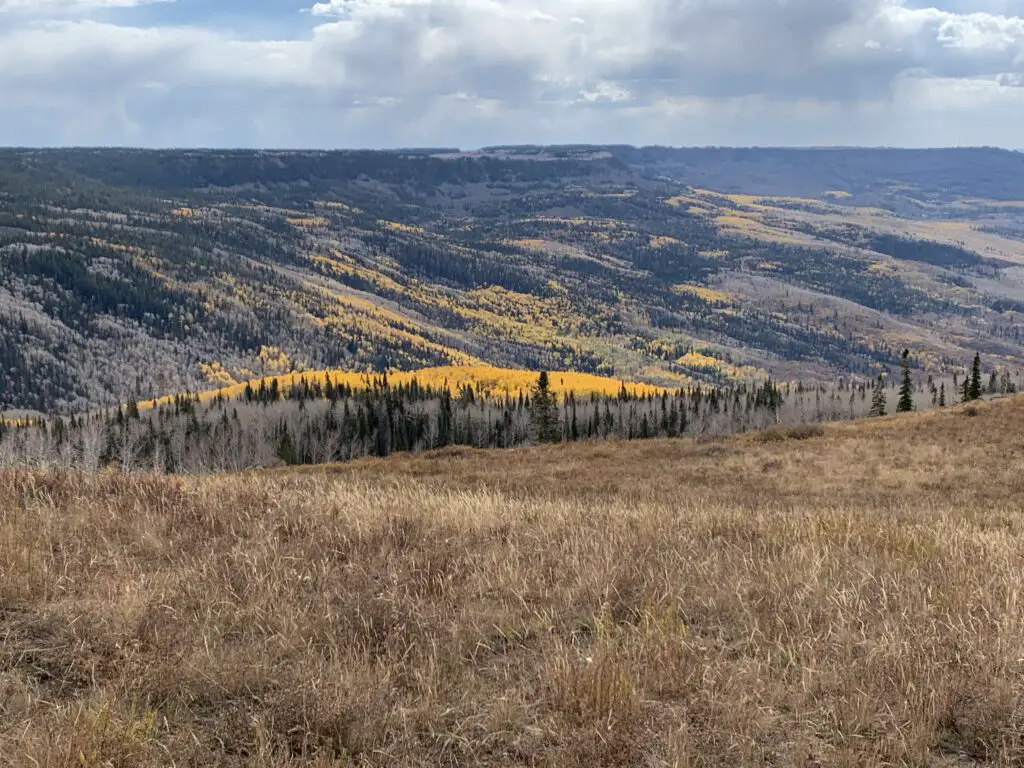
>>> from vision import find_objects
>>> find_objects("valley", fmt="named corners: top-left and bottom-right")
top-left (4, 147), bottom-right (1024, 416)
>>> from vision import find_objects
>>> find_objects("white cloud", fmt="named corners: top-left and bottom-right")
top-left (0, 0), bottom-right (1022, 147)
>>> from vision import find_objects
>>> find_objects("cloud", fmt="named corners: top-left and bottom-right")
top-left (0, 0), bottom-right (1022, 147)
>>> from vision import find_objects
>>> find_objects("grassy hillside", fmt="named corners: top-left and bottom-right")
top-left (5, 148), bottom-right (1024, 415)
top-left (3, 398), bottom-right (1024, 765)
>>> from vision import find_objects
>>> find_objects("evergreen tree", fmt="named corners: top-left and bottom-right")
top-left (375, 403), bottom-right (392, 458)
top-left (869, 375), bottom-right (887, 417)
top-left (531, 371), bottom-right (560, 444)
top-left (961, 374), bottom-right (971, 404)
top-left (939, 382), bottom-right (946, 408)
top-left (276, 423), bottom-right (298, 465)
top-left (969, 353), bottom-right (983, 401)
top-left (896, 349), bottom-right (914, 413)
top-left (435, 390), bottom-right (453, 447)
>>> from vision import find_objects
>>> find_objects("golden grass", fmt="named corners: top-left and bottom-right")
top-left (6, 398), bottom-right (1024, 765)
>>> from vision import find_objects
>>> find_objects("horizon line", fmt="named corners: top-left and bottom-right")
top-left (0, 144), bottom-right (1020, 153)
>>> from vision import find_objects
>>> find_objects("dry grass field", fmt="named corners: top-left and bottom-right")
top-left (3, 398), bottom-right (1024, 766)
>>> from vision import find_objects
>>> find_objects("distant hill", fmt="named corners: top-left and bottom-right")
top-left (3, 146), bottom-right (1024, 414)
top-left (605, 146), bottom-right (1024, 208)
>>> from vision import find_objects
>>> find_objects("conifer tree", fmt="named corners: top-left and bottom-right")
top-left (961, 374), bottom-right (971, 404)
top-left (869, 375), bottom-right (887, 417)
top-left (436, 390), bottom-right (454, 448)
top-left (277, 423), bottom-right (298, 465)
top-left (896, 349), bottom-right (914, 413)
top-left (969, 353), bottom-right (982, 401)
top-left (939, 382), bottom-right (946, 408)
top-left (531, 371), bottom-right (560, 444)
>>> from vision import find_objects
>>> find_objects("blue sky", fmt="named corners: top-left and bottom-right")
top-left (1, 0), bottom-right (1023, 148)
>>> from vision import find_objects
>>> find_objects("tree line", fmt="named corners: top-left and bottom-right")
top-left (2, 357), bottom-right (1013, 473)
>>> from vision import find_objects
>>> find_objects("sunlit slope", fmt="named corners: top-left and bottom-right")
top-left (142, 365), bottom-right (672, 409)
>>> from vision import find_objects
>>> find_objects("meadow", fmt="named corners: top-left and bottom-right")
top-left (2, 397), bottom-right (1024, 766)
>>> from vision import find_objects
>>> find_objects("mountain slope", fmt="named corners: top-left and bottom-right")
top-left (3, 147), bottom-right (1024, 413)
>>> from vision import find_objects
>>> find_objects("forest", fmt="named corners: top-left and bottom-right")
top-left (1, 358), bottom-right (1016, 473)
top-left (3, 147), bottom-right (1024, 416)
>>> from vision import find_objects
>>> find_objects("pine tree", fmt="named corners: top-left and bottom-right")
top-left (277, 423), bottom-right (298, 465)
top-left (969, 353), bottom-right (982, 401)
top-left (869, 375), bottom-right (887, 417)
top-left (896, 349), bottom-right (914, 413)
top-left (961, 374), bottom-right (971, 404)
top-left (436, 390), bottom-right (453, 447)
top-left (531, 371), bottom-right (561, 444)
top-left (939, 382), bottom-right (946, 408)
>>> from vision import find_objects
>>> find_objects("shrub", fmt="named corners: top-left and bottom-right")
top-left (755, 423), bottom-right (825, 443)
top-left (786, 423), bottom-right (826, 440)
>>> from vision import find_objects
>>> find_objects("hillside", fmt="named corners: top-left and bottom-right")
top-left (3, 397), bottom-right (1024, 765)
top-left (4, 147), bottom-right (1024, 414)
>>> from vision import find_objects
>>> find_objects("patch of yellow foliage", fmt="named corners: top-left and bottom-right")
top-left (317, 201), bottom-right (362, 213)
top-left (88, 238), bottom-right (144, 256)
top-left (199, 362), bottom-right (237, 388)
top-left (674, 351), bottom-right (762, 380)
top-left (287, 217), bottom-right (329, 227)
top-left (665, 194), bottom-right (715, 210)
top-left (722, 193), bottom-right (828, 209)
top-left (673, 284), bottom-right (732, 305)
top-left (823, 190), bottom-right (852, 200)
top-left (144, 365), bottom-right (672, 409)
top-left (526, 217), bottom-right (620, 229)
top-left (379, 220), bottom-right (425, 234)
top-left (677, 351), bottom-right (720, 370)
top-left (649, 236), bottom-right (683, 248)
top-left (717, 215), bottom-right (807, 245)
top-left (171, 208), bottom-right (195, 217)
top-left (258, 346), bottom-right (292, 375)
top-left (510, 239), bottom-right (552, 250)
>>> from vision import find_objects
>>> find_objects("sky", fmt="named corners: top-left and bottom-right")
top-left (1, 0), bottom-right (1023, 148)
